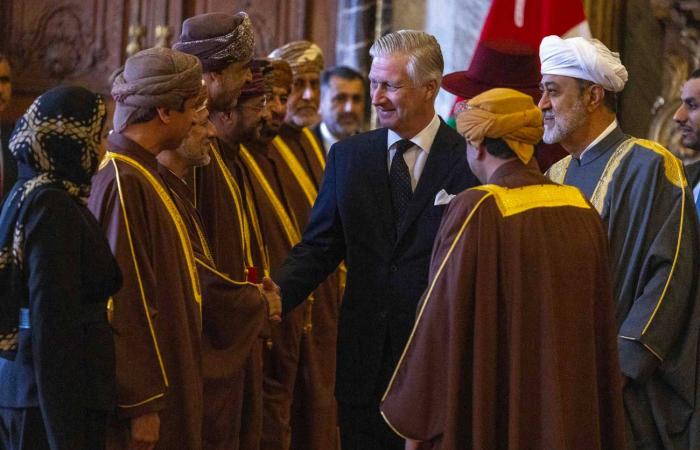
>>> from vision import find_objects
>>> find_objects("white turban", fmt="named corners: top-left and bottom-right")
top-left (539, 35), bottom-right (628, 93)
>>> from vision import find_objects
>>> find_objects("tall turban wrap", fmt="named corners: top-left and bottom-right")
top-left (540, 35), bottom-right (628, 93)
top-left (174, 12), bottom-right (255, 73)
top-left (456, 88), bottom-right (543, 164)
top-left (268, 41), bottom-right (324, 76)
top-left (111, 47), bottom-right (203, 133)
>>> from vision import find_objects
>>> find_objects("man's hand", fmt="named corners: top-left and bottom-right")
top-left (406, 439), bottom-right (431, 450)
top-left (130, 412), bottom-right (160, 450)
top-left (261, 277), bottom-right (282, 323)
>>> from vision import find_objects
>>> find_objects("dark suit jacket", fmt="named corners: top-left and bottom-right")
top-left (311, 122), bottom-right (325, 154)
top-left (274, 120), bottom-right (479, 405)
top-left (686, 159), bottom-right (700, 191)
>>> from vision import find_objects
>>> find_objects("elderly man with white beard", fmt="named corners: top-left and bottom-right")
top-left (540, 35), bottom-right (700, 450)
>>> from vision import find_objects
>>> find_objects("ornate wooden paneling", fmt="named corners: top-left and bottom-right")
top-left (4, 1), bottom-right (127, 95)
top-left (0, 0), bottom-right (334, 126)
top-left (648, 0), bottom-right (700, 161)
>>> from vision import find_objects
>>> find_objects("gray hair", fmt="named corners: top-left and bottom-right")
top-left (369, 30), bottom-right (443, 87)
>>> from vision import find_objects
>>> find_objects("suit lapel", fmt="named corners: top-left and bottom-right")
top-left (396, 122), bottom-right (459, 241)
top-left (365, 129), bottom-right (395, 242)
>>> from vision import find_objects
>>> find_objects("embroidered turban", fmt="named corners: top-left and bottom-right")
top-left (174, 12), bottom-right (255, 73)
top-left (262, 58), bottom-right (293, 94)
top-left (268, 41), bottom-right (324, 76)
top-left (239, 59), bottom-right (269, 102)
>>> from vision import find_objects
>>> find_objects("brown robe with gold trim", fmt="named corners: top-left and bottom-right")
top-left (278, 123), bottom-right (325, 189)
top-left (194, 138), bottom-right (267, 450)
top-left (241, 140), bottom-right (342, 450)
top-left (160, 165), bottom-right (267, 450)
top-left (88, 133), bottom-right (203, 450)
top-left (381, 161), bottom-right (627, 450)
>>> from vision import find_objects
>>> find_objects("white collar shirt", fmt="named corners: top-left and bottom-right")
top-left (386, 114), bottom-right (441, 191)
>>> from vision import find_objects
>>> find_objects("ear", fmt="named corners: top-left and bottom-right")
top-left (424, 79), bottom-right (438, 101)
top-left (475, 142), bottom-right (488, 160)
top-left (156, 107), bottom-right (172, 124)
top-left (203, 72), bottom-right (219, 86)
top-left (587, 84), bottom-right (606, 112)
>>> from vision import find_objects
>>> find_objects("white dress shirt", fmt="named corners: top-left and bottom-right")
top-left (319, 122), bottom-right (339, 155)
top-left (386, 114), bottom-right (441, 191)
top-left (578, 119), bottom-right (618, 160)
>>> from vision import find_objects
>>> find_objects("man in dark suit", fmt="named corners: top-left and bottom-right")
top-left (313, 65), bottom-right (367, 154)
top-left (674, 69), bottom-right (700, 214)
top-left (273, 30), bottom-right (478, 450)
top-left (0, 53), bottom-right (15, 203)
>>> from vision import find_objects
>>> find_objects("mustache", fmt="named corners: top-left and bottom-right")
top-left (295, 101), bottom-right (317, 110)
top-left (337, 112), bottom-right (359, 122)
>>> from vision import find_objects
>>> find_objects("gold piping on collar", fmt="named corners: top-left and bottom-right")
top-left (472, 184), bottom-right (590, 217)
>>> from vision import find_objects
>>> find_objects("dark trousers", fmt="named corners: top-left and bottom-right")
top-left (338, 329), bottom-right (403, 450)
top-left (338, 402), bottom-right (403, 450)
top-left (0, 406), bottom-right (106, 450)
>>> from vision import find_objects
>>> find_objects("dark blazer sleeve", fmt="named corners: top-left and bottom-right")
top-left (23, 190), bottom-right (89, 450)
top-left (274, 143), bottom-right (346, 314)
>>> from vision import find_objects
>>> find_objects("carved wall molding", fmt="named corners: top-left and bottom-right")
top-left (6, 1), bottom-right (127, 96)
top-left (648, 0), bottom-right (700, 161)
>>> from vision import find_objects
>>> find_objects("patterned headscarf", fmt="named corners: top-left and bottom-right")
top-left (0, 86), bottom-right (106, 358)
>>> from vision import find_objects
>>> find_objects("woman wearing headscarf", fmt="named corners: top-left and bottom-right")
top-left (0, 86), bottom-right (122, 450)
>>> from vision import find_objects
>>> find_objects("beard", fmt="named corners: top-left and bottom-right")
top-left (176, 140), bottom-right (211, 167)
top-left (681, 127), bottom-right (700, 151)
top-left (328, 113), bottom-right (361, 138)
top-left (543, 98), bottom-right (587, 145)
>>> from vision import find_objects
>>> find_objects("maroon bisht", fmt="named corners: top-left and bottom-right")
top-left (89, 133), bottom-right (204, 450)
top-left (381, 161), bottom-right (627, 450)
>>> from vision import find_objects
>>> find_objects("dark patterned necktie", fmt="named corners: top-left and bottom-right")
top-left (390, 139), bottom-right (414, 228)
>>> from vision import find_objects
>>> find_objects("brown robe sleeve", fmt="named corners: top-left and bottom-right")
top-left (198, 259), bottom-right (267, 376)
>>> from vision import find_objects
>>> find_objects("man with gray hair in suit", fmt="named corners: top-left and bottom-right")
top-left (274, 30), bottom-right (478, 450)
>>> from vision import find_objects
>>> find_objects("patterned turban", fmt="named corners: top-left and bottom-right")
top-left (239, 59), bottom-right (269, 102)
top-left (111, 47), bottom-right (203, 133)
top-left (268, 41), bottom-right (324, 76)
top-left (261, 58), bottom-right (293, 94)
top-left (1, 86), bottom-right (106, 358)
top-left (456, 88), bottom-right (543, 164)
top-left (174, 12), bottom-right (255, 73)
top-left (540, 35), bottom-right (628, 93)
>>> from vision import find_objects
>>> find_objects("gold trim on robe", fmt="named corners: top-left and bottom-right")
top-left (272, 136), bottom-right (318, 206)
top-left (302, 127), bottom-right (326, 170)
top-left (473, 184), bottom-right (591, 217)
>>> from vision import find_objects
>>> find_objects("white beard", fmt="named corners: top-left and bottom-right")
top-left (542, 99), bottom-right (587, 145)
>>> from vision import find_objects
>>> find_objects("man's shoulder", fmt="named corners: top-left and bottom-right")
top-left (467, 183), bottom-right (591, 217)
top-left (619, 137), bottom-right (686, 189)
top-left (685, 159), bottom-right (700, 188)
top-left (334, 128), bottom-right (386, 148)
